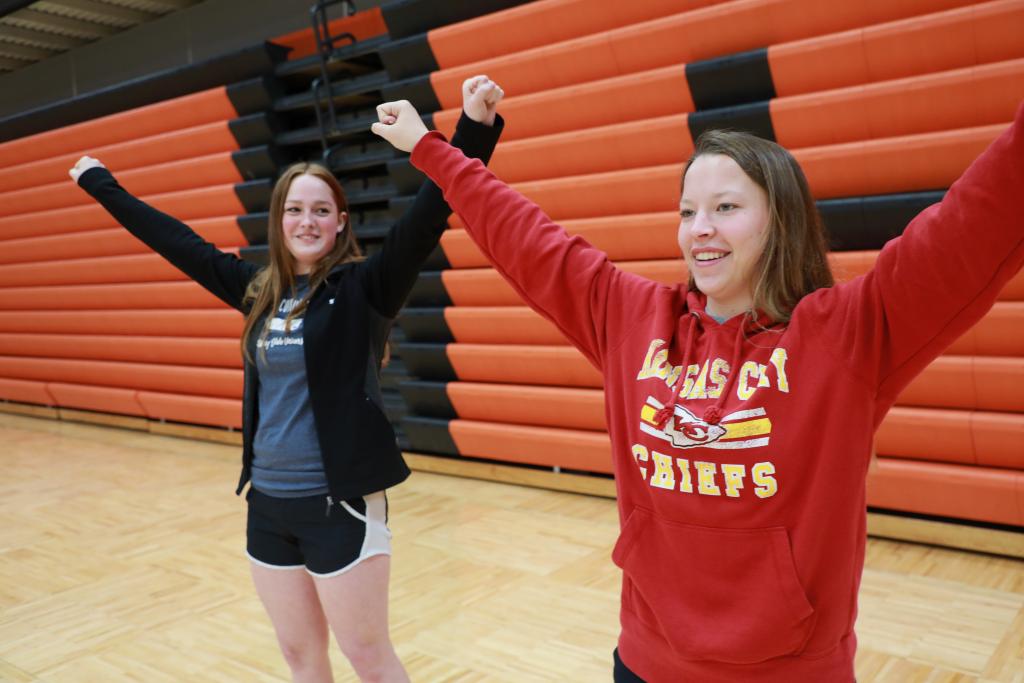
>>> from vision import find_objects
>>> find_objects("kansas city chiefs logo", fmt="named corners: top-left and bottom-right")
top-left (663, 405), bottom-right (727, 448)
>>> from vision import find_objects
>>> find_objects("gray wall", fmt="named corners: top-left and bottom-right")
top-left (0, 0), bottom-right (387, 119)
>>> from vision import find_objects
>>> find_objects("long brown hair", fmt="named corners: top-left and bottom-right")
top-left (241, 162), bottom-right (363, 362)
top-left (681, 130), bottom-right (833, 323)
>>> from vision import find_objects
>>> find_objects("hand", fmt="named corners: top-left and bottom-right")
top-left (69, 155), bottom-right (105, 183)
top-left (462, 75), bottom-right (504, 127)
top-left (370, 100), bottom-right (429, 153)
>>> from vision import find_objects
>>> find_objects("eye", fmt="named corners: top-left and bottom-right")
top-left (717, 203), bottom-right (737, 212)
top-left (316, 208), bottom-right (332, 216)
top-left (285, 206), bottom-right (300, 213)
top-left (680, 208), bottom-right (695, 219)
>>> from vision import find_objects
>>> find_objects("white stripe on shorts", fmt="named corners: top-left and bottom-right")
top-left (308, 491), bottom-right (392, 578)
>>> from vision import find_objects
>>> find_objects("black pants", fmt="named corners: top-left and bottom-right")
top-left (613, 649), bottom-right (645, 682)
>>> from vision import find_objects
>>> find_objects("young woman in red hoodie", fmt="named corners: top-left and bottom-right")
top-left (370, 97), bottom-right (1024, 682)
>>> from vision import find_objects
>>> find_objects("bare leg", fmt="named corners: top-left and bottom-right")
top-left (314, 555), bottom-right (408, 683)
top-left (251, 562), bottom-right (334, 683)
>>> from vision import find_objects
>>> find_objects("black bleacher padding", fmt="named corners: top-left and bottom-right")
top-left (398, 342), bottom-right (456, 380)
top-left (820, 191), bottom-right (945, 251)
top-left (398, 380), bottom-right (457, 419)
top-left (685, 49), bottom-right (776, 111)
top-left (239, 245), bottom-right (269, 265)
top-left (234, 179), bottom-right (274, 213)
top-left (380, 0), bottom-right (531, 40)
top-left (381, 358), bottom-right (409, 392)
top-left (275, 111), bottom-right (432, 148)
top-left (378, 34), bottom-right (439, 81)
top-left (381, 75), bottom-right (441, 114)
top-left (229, 111), bottom-right (279, 147)
top-left (0, 42), bottom-right (288, 143)
top-left (232, 145), bottom-right (288, 181)
top-left (687, 101), bottom-right (776, 142)
top-left (397, 308), bottom-right (455, 343)
top-left (386, 158), bottom-right (426, 194)
top-left (226, 76), bottom-right (281, 115)
top-left (273, 35), bottom-right (389, 82)
top-left (273, 69), bottom-right (390, 113)
top-left (326, 139), bottom-right (399, 174)
top-left (382, 390), bottom-right (410, 425)
top-left (237, 212), bottom-right (269, 244)
top-left (407, 272), bottom-right (452, 307)
top-left (401, 416), bottom-right (458, 455)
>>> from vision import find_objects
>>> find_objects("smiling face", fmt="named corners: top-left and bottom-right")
top-left (281, 173), bottom-right (348, 274)
top-left (678, 153), bottom-right (771, 320)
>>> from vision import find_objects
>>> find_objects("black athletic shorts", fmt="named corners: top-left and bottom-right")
top-left (246, 487), bottom-right (391, 577)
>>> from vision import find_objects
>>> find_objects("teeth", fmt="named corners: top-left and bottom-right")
top-left (695, 252), bottom-right (725, 261)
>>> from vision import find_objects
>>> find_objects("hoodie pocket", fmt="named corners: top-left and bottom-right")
top-left (612, 507), bottom-right (815, 664)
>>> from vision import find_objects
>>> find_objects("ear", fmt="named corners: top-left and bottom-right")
top-left (337, 211), bottom-right (348, 233)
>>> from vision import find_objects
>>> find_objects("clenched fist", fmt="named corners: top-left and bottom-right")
top-left (69, 156), bottom-right (105, 183)
top-left (370, 100), bottom-right (429, 153)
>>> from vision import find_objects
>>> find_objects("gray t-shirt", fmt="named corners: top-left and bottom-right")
top-left (251, 276), bottom-right (328, 497)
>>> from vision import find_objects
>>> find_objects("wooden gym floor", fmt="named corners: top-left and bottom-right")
top-left (0, 411), bottom-right (1022, 682)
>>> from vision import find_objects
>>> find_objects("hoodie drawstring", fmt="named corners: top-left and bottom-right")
top-left (652, 312), bottom-right (699, 430)
top-left (653, 310), bottom-right (752, 430)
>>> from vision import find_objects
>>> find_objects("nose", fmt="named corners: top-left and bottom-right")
top-left (689, 210), bottom-right (714, 238)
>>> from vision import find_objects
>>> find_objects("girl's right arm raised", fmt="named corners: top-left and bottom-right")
top-left (73, 158), bottom-right (259, 311)
top-left (372, 102), bottom-right (657, 369)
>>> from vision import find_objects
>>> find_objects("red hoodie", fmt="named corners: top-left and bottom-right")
top-left (410, 103), bottom-right (1024, 682)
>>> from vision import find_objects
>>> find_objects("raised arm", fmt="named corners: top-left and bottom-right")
top-left (72, 158), bottom-right (259, 311)
top-left (806, 101), bottom-right (1024, 418)
top-left (359, 77), bottom-right (504, 318)
top-left (371, 100), bottom-right (659, 369)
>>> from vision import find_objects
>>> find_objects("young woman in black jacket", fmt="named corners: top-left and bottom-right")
top-left (70, 76), bottom-right (504, 683)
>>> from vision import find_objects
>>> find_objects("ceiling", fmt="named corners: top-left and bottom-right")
top-left (0, 0), bottom-right (201, 74)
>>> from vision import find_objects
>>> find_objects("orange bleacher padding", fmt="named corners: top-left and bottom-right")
top-left (47, 382), bottom-right (145, 416)
top-left (866, 456), bottom-right (1023, 526)
top-left (443, 345), bottom-right (1022, 417)
top-left (428, 0), bottom-right (719, 70)
top-left (0, 218), bottom-right (247, 266)
top-left (897, 356), bottom-right (1024, 413)
top-left (877, 407), bottom-right (1024, 468)
top-left (0, 153), bottom-right (243, 218)
top-left (434, 63), bottom-right (695, 143)
top-left (770, 0), bottom-right (1024, 98)
top-left (137, 390), bottom-right (242, 429)
top-left (0, 377), bottom-right (54, 405)
top-left (488, 114), bottom-right (693, 184)
top-left (0, 121), bottom-right (238, 194)
top-left (441, 304), bottom-right (1024, 358)
top-left (447, 382), bottom-right (606, 431)
top-left (429, 0), bottom-right (975, 108)
top-left (470, 126), bottom-right (1001, 225)
top-left (0, 281), bottom-right (228, 311)
top-left (799, 124), bottom-right (1006, 199)
top-left (0, 253), bottom-right (203, 288)
top-left (442, 213), bottom-right (680, 267)
top-left (449, 418), bottom-right (613, 474)
top-left (944, 303), bottom-right (1024, 356)
top-left (0, 87), bottom-right (238, 168)
top-left (0, 309), bottom-right (243, 337)
top-left (0, 334), bottom-right (241, 369)
top-left (447, 344), bottom-right (601, 387)
top-left (273, 7), bottom-right (386, 60)
top-left (0, 356), bottom-right (240, 398)
top-left (0, 184), bottom-right (246, 241)
top-left (445, 307), bottom-right (567, 345)
top-left (771, 59), bottom-right (1024, 149)
top-left (441, 257), bottom-right (1024, 307)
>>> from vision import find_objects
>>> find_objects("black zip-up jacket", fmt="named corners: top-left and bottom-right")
top-left (78, 113), bottom-right (503, 500)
